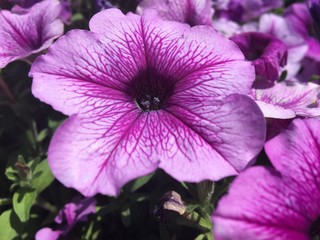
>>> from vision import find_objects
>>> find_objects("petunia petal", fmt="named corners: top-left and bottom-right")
top-left (47, 104), bottom-right (163, 196)
top-left (251, 80), bottom-right (320, 119)
top-left (31, 29), bottom-right (135, 116)
top-left (214, 118), bottom-right (320, 239)
top-left (0, 0), bottom-right (63, 68)
top-left (136, 0), bottom-right (214, 26)
top-left (213, 166), bottom-right (310, 240)
top-left (165, 94), bottom-right (266, 175)
top-left (171, 26), bottom-right (255, 98)
top-left (35, 228), bottom-right (61, 240)
top-left (265, 118), bottom-right (320, 196)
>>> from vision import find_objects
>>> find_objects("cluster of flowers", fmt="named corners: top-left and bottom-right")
top-left (1, 0), bottom-right (320, 238)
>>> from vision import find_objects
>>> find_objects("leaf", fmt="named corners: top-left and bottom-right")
top-left (13, 188), bottom-right (37, 222)
top-left (36, 129), bottom-right (49, 142)
top-left (5, 164), bottom-right (18, 182)
top-left (0, 210), bottom-right (21, 240)
top-left (128, 173), bottom-right (154, 193)
top-left (48, 119), bottom-right (63, 132)
top-left (98, 201), bottom-right (123, 216)
top-left (121, 207), bottom-right (131, 227)
top-left (195, 234), bottom-right (207, 240)
top-left (31, 159), bottom-right (54, 194)
top-left (278, 70), bottom-right (287, 82)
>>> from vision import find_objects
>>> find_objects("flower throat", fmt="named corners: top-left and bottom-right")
top-left (127, 68), bottom-right (175, 112)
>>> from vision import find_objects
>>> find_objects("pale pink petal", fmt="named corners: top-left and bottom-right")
top-left (0, 0), bottom-right (63, 68)
top-left (35, 228), bottom-right (61, 240)
top-left (251, 80), bottom-right (320, 118)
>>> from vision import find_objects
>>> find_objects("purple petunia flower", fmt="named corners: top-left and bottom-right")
top-left (93, 0), bottom-right (114, 13)
top-left (285, 3), bottom-right (320, 61)
top-left (214, 0), bottom-right (282, 23)
top-left (230, 32), bottom-right (288, 85)
top-left (30, 9), bottom-right (266, 196)
top-left (0, 0), bottom-right (64, 68)
top-left (251, 80), bottom-right (320, 119)
top-left (136, 0), bottom-right (214, 26)
top-left (259, 13), bottom-right (308, 79)
top-left (213, 118), bottom-right (320, 239)
top-left (10, 0), bottom-right (71, 24)
top-left (35, 197), bottom-right (96, 240)
top-left (309, 0), bottom-right (320, 40)
top-left (9, 0), bottom-right (40, 8)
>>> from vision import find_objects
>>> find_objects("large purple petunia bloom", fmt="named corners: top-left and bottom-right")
top-left (30, 9), bottom-right (266, 196)
top-left (0, 0), bottom-right (64, 68)
top-left (137, 0), bottom-right (214, 26)
top-left (213, 118), bottom-right (320, 239)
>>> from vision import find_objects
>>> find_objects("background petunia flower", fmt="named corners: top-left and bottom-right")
top-left (230, 32), bottom-right (287, 86)
top-left (30, 9), bottom-right (266, 196)
top-left (35, 197), bottom-right (96, 240)
top-left (213, 0), bottom-right (282, 23)
top-left (250, 80), bottom-right (320, 119)
top-left (136, 0), bottom-right (214, 26)
top-left (0, 0), bottom-right (64, 68)
top-left (213, 118), bottom-right (320, 240)
top-left (259, 13), bottom-right (308, 79)
top-left (285, 3), bottom-right (320, 62)
top-left (309, 0), bottom-right (320, 40)
top-left (9, 0), bottom-right (71, 24)
top-left (93, 0), bottom-right (114, 13)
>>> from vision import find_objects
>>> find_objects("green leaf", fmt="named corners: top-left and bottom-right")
top-left (71, 13), bottom-right (85, 22)
top-left (121, 207), bottom-right (131, 227)
top-left (278, 70), bottom-right (287, 82)
top-left (205, 232), bottom-right (214, 240)
top-left (36, 129), bottom-right (49, 142)
top-left (31, 159), bottom-right (54, 194)
top-left (195, 234), bottom-right (207, 240)
top-left (309, 74), bottom-right (320, 82)
top-left (98, 203), bottom-right (121, 216)
top-left (128, 173), bottom-right (154, 193)
top-left (48, 119), bottom-right (62, 131)
top-left (0, 210), bottom-right (20, 240)
top-left (13, 188), bottom-right (37, 222)
top-left (186, 204), bottom-right (201, 212)
top-left (5, 164), bottom-right (18, 182)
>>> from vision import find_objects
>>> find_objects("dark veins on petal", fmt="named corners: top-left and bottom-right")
top-left (126, 67), bottom-right (176, 112)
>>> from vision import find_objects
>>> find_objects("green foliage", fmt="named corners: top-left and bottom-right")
top-left (13, 188), bottom-right (37, 222)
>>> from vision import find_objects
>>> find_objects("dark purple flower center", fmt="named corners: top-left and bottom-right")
top-left (310, 216), bottom-right (320, 238)
top-left (127, 68), bottom-right (175, 112)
